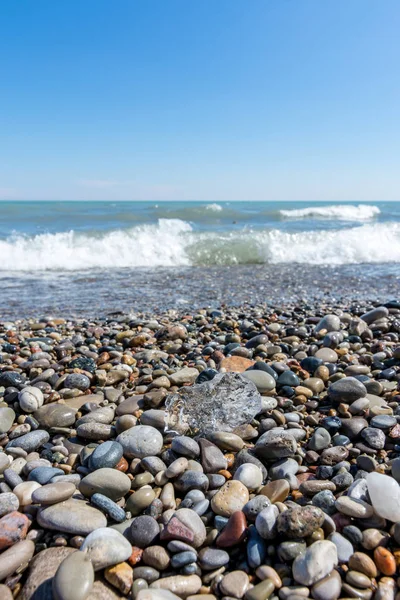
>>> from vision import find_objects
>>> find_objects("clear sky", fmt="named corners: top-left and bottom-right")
top-left (0, 0), bottom-right (399, 201)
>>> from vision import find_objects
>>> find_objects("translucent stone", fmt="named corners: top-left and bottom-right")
top-left (165, 372), bottom-right (262, 436)
top-left (366, 472), bottom-right (400, 522)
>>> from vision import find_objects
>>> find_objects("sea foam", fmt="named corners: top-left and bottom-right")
top-left (0, 219), bottom-right (398, 270)
top-left (280, 204), bottom-right (380, 220)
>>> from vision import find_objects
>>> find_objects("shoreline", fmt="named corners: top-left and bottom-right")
top-left (0, 301), bottom-right (400, 598)
top-left (1, 262), bottom-right (400, 319)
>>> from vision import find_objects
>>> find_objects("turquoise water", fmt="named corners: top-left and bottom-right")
top-left (0, 201), bottom-right (399, 269)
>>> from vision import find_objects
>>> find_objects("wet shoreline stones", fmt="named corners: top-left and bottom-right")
top-left (0, 302), bottom-right (400, 598)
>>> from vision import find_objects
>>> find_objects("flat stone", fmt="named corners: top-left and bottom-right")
top-left (150, 574), bottom-right (202, 598)
top-left (117, 425), bottom-right (163, 458)
top-left (335, 496), bottom-right (373, 518)
top-left (260, 479), bottom-right (290, 503)
top-left (104, 561), bottom-right (133, 595)
top-left (220, 356), bottom-right (255, 373)
top-left (198, 547), bottom-right (229, 570)
top-left (81, 527), bottom-right (133, 570)
top-left (328, 377), bottom-right (367, 404)
top-left (143, 546), bottom-right (171, 571)
top-left (31, 482), bottom-right (76, 505)
top-left (34, 403), bottom-right (77, 428)
top-left (37, 499), bottom-right (107, 535)
top-left (0, 539), bottom-right (35, 581)
top-left (311, 569), bottom-right (342, 600)
top-left (52, 549), bottom-right (94, 600)
top-left (79, 468), bottom-right (131, 500)
top-left (314, 348), bottom-right (338, 363)
top-left (255, 430), bottom-right (297, 460)
top-left (169, 368), bottom-right (199, 386)
top-left (7, 430), bottom-right (50, 453)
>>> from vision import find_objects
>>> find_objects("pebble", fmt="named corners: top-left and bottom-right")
top-left (367, 471), bottom-right (400, 521)
top-left (117, 425), bottom-right (164, 458)
top-left (211, 480), bottom-right (250, 517)
top-left (233, 464), bottom-right (263, 490)
top-left (37, 499), bottom-right (107, 535)
top-left (130, 515), bottom-right (160, 548)
top-left (0, 492), bottom-right (19, 516)
top-left (31, 482), bottom-right (75, 505)
top-left (220, 570), bottom-right (249, 598)
top-left (150, 575), bottom-right (202, 597)
top-left (88, 440), bottom-right (124, 470)
top-left (292, 540), bottom-right (338, 586)
top-left (52, 549), bottom-right (95, 600)
top-left (81, 527), bottom-right (133, 570)
top-left (0, 539), bottom-right (35, 581)
top-left (0, 511), bottom-right (30, 550)
top-left (79, 468), bottom-right (131, 500)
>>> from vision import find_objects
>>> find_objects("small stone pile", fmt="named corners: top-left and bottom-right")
top-left (0, 302), bottom-right (400, 599)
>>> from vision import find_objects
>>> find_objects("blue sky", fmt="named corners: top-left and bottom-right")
top-left (0, 0), bottom-right (399, 201)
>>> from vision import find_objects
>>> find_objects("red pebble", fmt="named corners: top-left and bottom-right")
top-left (160, 516), bottom-right (195, 544)
top-left (217, 511), bottom-right (247, 548)
top-left (0, 511), bottom-right (30, 550)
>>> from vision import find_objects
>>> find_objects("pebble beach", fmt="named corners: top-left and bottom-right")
top-left (1, 300), bottom-right (400, 600)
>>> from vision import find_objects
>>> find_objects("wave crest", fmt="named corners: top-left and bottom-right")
top-left (280, 204), bottom-right (380, 220)
top-left (0, 219), bottom-right (398, 270)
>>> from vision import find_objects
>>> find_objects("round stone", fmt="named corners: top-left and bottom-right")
top-left (88, 441), bottom-right (124, 470)
top-left (314, 348), bottom-right (338, 363)
top-left (63, 373), bottom-right (91, 391)
top-left (211, 480), bottom-right (250, 517)
top-left (233, 464), bottom-right (263, 491)
top-left (18, 386), bottom-right (44, 413)
top-left (80, 527), bottom-right (132, 571)
top-left (242, 371), bottom-right (276, 393)
top-left (117, 425), bottom-right (163, 459)
top-left (130, 516), bottom-right (160, 548)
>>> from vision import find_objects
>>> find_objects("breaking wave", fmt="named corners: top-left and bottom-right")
top-left (0, 219), bottom-right (399, 270)
top-left (280, 204), bottom-right (380, 220)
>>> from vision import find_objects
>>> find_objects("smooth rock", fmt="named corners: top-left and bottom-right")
top-left (53, 549), bottom-right (95, 600)
top-left (117, 425), bottom-right (163, 458)
top-left (292, 540), bottom-right (338, 586)
top-left (37, 499), bottom-right (107, 535)
top-left (81, 527), bottom-right (133, 570)
top-left (79, 468), bottom-right (131, 500)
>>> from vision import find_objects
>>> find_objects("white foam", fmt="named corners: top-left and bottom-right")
top-left (0, 219), bottom-right (192, 271)
top-left (205, 203), bottom-right (223, 211)
top-left (280, 204), bottom-right (381, 220)
top-left (0, 220), bottom-right (399, 270)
